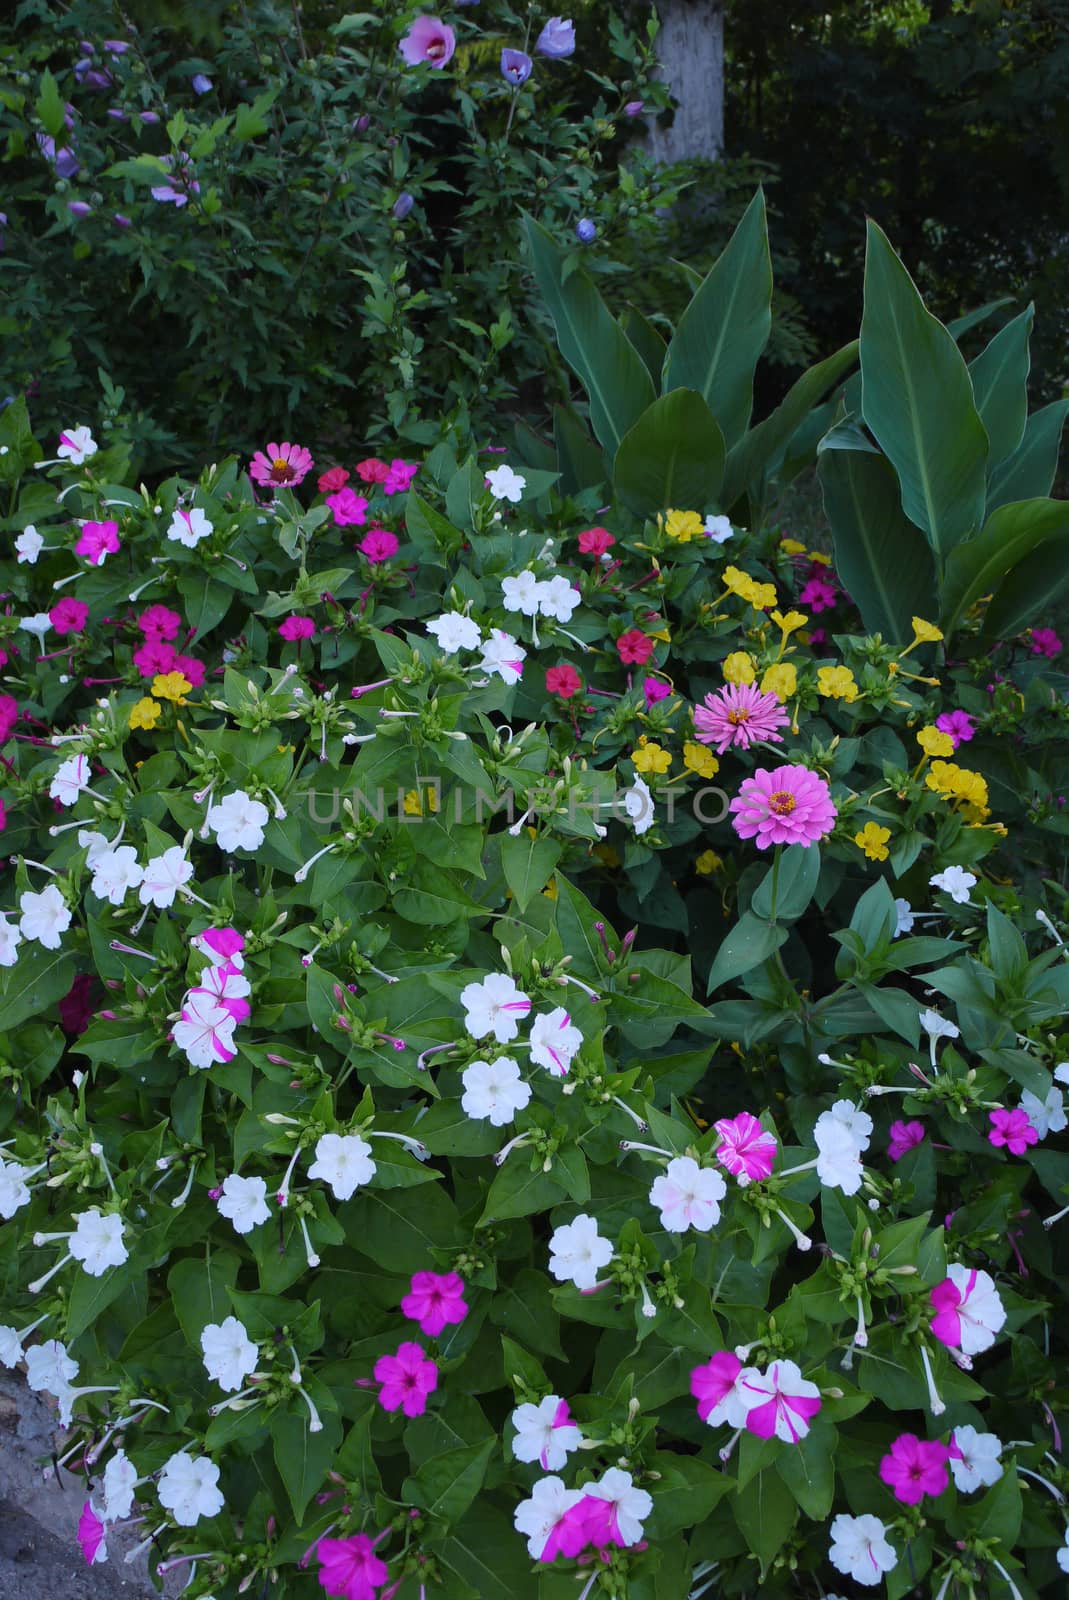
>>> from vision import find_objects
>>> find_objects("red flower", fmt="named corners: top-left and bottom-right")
top-left (355, 458), bottom-right (391, 485)
top-left (317, 466), bottom-right (350, 495)
top-left (616, 629), bottom-right (654, 665)
top-left (578, 526), bottom-right (614, 557)
top-left (546, 664), bottom-right (582, 699)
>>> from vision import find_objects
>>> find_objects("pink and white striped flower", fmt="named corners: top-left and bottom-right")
top-left (713, 1112), bottom-right (777, 1185)
top-left (739, 1359), bottom-right (822, 1443)
top-left (511, 1395), bottom-right (583, 1471)
top-left (929, 1265), bottom-right (1006, 1356)
top-left (529, 1008), bottom-right (583, 1077)
top-left (173, 990), bottom-right (238, 1069)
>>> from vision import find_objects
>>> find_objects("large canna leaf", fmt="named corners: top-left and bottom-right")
top-left (620, 306), bottom-right (669, 390)
top-left (986, 398), bottom-right (1069, 513)
top-left (553, 404), bottom-right (606, 498)
top-left (818, 437), bottom-right (936, 644)
top-left (968, 305), bottom-right (1032, 472)
top-left (939, 498), bottom-right (1069, 638)
top-left (982, 538), bottom-right (1069, 642)
top-left (613, 389), bottom-right (726, 516)
top-left (523, 213), bottom-right (654, 459)
top-left (860, 220), bottom-right (989, 560)
top-left (662, 189), bottom-right (772, 449)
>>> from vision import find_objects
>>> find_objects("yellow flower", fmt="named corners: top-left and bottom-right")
top-left (910, 616), bottom-right (944, 644)
top-left (771, 609), bottom-right (808, 637)
top-left (807, 550), bottom-right (832, 566)
top-left (780, 538), bottom-right (806, 555)
top-left (817, 664), bottom-right (859, 702)
top-left (593, 842), bottom-right (620, 869)
top-left (277, 743), bottom-right (295, 754)
top-left (749, 581), bottom-right (778, 611)
top-left (916, 725), bottom-right (954, 759)
top-left (151, 671), bottom-right (193, 703)
top-left (631, 738), bottom-right (672, 776)
top-left (683, 742), bottom-right (719, 779)
top-left (542, 876), bottom-right (558, 901)
top-left (664, 508), bottom-right (705, 543)
top-left (722, 565), bottom-right (755, 599)
top-left (128, 697), bottom-right (161, 731)
top-left (403, 787), bottom-right (440, 815)
top-left (926, 761), bottom-right (989, 814)
top-left (854, 821), bottom-right (891, 861)
top-left (760, 662), bottom-right (797, 702)
top-left (723, 651), bottom-right (757, 685)
top-left (695, 849), bottom-right (722, 876)
top-left (646, 626), bottom-right (672, 644)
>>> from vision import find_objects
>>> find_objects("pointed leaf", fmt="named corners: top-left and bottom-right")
top-left (273, 1409), bottom-right (343, 1522)
top-left (968, 305), bottom-right (1032, 471)
top-left (940, 497), bottom-right (1069, 638)
top-left (552, 404), bottom-right (606, 497)
top-left (947, 297), bottom-right (1016, 340)
top-left (613, 389), bottom-right (725, 516)
top-left (620, 306), bottom-right (669, 389)
top-left (986, 398), bottom-right (1069, 513)
top-left (722, 340), bottom-right (859, 510)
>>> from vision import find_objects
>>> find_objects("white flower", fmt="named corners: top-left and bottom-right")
top-left (157, 1451), bottom-right (224, 1527)
top-left (307, 1133), bottom-right (376, 1201)
top-left (101, 1449), bottom-right (139, 1521)
top-left (15, 526), bottom-right (44, 564)
top-left (25, 1339), bottom-right (78, 1397)
top-left (536, 576), bottom-right (580, 622)
top-left (529, 1007), bottom-right (583, 1077)
top-left (1019, 1084), bottom-right (1066, 1140)
top-left (19, 885), bottom-right (72, 950)
top-left (207, 790), bottom-right (270, 853)
top-left (216, 1173), bottom-right (270, 1234)
top-left (460, 973), bottom-right (531, 1043)
top-left (69, 1209), bottom-right (128, 1276)
top-left (0, 915), bottom-right (22, 968)
top-left (19, 612), bottom-right (53, 643)
top-left (1058, 1528), bottom-right (1069, 1575)
top-left (502, 572), bottom-right (542, 617)
top-left (513, 1475), bottom-right (583, 1560)
top-left (426, 611), bottom-right (481, 653)
top-left (138, 846), bottom-right (193, 908)
top-left (479, 628), bottom-right (526, 685)
top-left (511, 1395), bottom-right (583, 1471)
top-left (79, 829), bottom-right (113, 869)
top-left (90, 846), bottom-right (145, 906)
top-left (0, 1160), bottom-right (33, 1218)
top-left (949, 1425), bottom-right (1003, 1493)
top-left (813, 1107), bottom-right (869, 1195)
top-left (201, 1316), bottom-right (259, 1392)
top-left (703, 514), bottom-right (734, 543)
top-left (622, 775), bottom-right (654, 835)
top-left (586, 1468), bottom-right (653, 1547)
top-left (893, 897), bottom-right (915, 937)
top-left (57, 426), bottom-right (97, 465)
top-left (49, 753), bottom-right (91, 807)
top-left (919, 1007), bottom-right (959, 1043)
top-left (460, 1057), bottom-right (531, 1126)
top-left (173, 991), bottom-right (237, 1071)
top-left (944, 1263), bottom-right (1007, 1355)
top-left (828, 1512), bottom-right (897, 1587)
top-left (649, 1156), bottom-right (727, 1233)
top-left (930, 865), bottom-right (977, 904)
top-left (0, 1326), bottom-right (23, 1368)
top-left (486, 464), bottom-right (526, 503)
top-left (548, 1213), bottom-right (613, 1290)
top-left (167, 507), bottom-right (213, 548)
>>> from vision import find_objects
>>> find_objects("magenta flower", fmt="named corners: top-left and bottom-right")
top-left (138, 604), bottom-right (182, 640)
top-left (1030, 626), bottom-right (1062, 658)
top-left (929, 1266), bottom-right (1006, 1356)
top-left (327, 488), bottom-right (370, 528)
top-left (692, 682), bottom-right (789, 753)
top-left (713, 1112), bottom-right (777, 1185)
top-left (74, 519), bottom-right (120, 566)
top-left (76, 1502), bottom-right (107, 1565)
top-left (50, 597), bottom-right (89, 635)
top-left (730, 765), bottom-right (837, 848)
top-left (383, 459), bottom-right (418, 496)
top-left (279, 616), bottom-right (315, 642)
top-left (878, 1433), bottom-right (949, 1505)
top-left (174, 654), bottom-right (205, 688)
top-left (0, 696), bottom-right (18, 744)
top-left (398, 16), bottom-right (456, 69)
top-left (643, 676), bottom-right (671, 707)
top-left (799, 575), bottom-right (837, 612)
top-left (888, 1119), bottom-right (926, 1162)
top-left (988, 1107), bottom-right (1038, 1155)
top-left (373, 1341), bottom-right (438, 1416)
top-left (935, 709), bottom-right (974, 748)
top-left (359, 528), bottom-right (400, 562)
top-left (739, 1359), bottom-right (822, 1444)
top-left (134, 639), bottom-right (177, 678)
top-left (249, 441), bottom-right (314, 489)
top-left (401, 1270), bottom-right (469, 1336)
top-left (315, 1532), bottom-right (388, 1600)
top-left (690, 1350), bottom-right (745, 1426)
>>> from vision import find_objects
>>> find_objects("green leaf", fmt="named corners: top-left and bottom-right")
top-left (272, 1408), bottom-right (342, 1521)
top-left (735, 1469), bottom-right (798, 1571)
top-left (339, 1186), bottom-right (461, 1273)
top-left (613, 389), bottom-right (726, 516)
top-left (233, 88), bottom-right (278, 141)
top-left (751, 845), bottom-right (820, 923)
top-left (663, 189), bottom-right (772, 448)
top-left (646, 1453), bottom-right (731, 1538)
top-left (706, 912), bottom-right (788, 994)
top-left (35, 69), bottom-right (66, 137)
top-left (435, 1504), bottom-right (532, 1600)
top-left (620, 306), bottom-right (668, 388)
top-left (523, 214), bottom-right (655, 459)
top-left (0, 946), bottom-right (77, 1031)
top-left (722, 339), bottom-right (859, 510)
top-left (167, 1252), bottom-right (241, 1352)
top-left (479, 1160), bottom-right (568, 1224)
top-left (178, 572), bottom-right (232, 641)
top-left (940, 497), bottom-right (1069, 638)
top-left (986, 398), bottom-right (1069, 513)
top-left (552, 404), bottom-right (606, 498)
top-left (968, 305), bottom-right (1033, 471)
top-left (501, 833), bottom-right (562, 913)
top-left (775, 1421), bottom-right (837, 1520)
top-left (860, 220), bottom-right (988, 558)
top-left (403, 1438), bottom-right (495, 1529)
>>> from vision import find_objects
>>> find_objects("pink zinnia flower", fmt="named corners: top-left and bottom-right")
top-left (279, 616), bottom-right (315, 641)
top-left (373, 1341), bottom-right (438, 1417)
top-left (988, 1107), bottom-right (1038, 1155)
top-left (401, 1270), bottom-right (468, 1337)
top-left (133, 639), bottom-right (176, 678)
top-left (50, 597), bottom-right (89, 635)
top-left (713, 1112), bottom-right (777, 1185)
top-left (929, 1265), bottom-right (1006, 1355)
top-left (878, 1433), bottom-right (949, 1505)
top-left (398, 15), bottom-right (456, 69)
top-left (355, 458), bottom-right (390, 485)
top-left (578, 526), bottom-right (614, 556)
top-left (739, 1359), bottom-right (822, 1443)
top-left (644, 677), bottom-right (671, 707)
top-left (138, 604), bottom-right (182, 640)
top-left (75, 519), bottom-right (120, 566)
top-left (0, 695), bottom-right (18, 744)
top-left (77, 1503), bottom-right (107, 1565)
top-left (616, 629), bottom-right (654, 665)
top-left (888, 1120), bottom-right (926, 1162)
top-left (730, 765), bottom-right (837, 849)
top-left (691, 1351), bottom-right (747, 1426)
top-left (316, 1532), bottom-right (388, 1600)
top-left (799, 576), bottom-right (837, 612)
top-left (693, 682), bottom-right (789, 753)
top-left (318, 466), bottom-right (350, 494)
top-left (327, 488), bottom-right (369, 527)
top-left (546, 664), bottom-right (582, 699)
top-left (382, 459), bottom-right (417, 496)
top-left (359, 527), bottom-right (400, 562)
top-left (1031, 626), bottom-right (1062, 658)
top-left (935, 710), bottom-right (974, 748)
top-left (248, 441), bottom-right (314, 488)
top-left (173, 654), bottom-right (205, 688)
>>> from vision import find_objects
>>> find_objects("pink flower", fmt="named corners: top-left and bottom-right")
top-left (730, 765), bottom-right (838, 848)
top-left (359, 528), bottom-right (400, 562)
top-left (382, 459), bottom-right (418, 496)
top-left (316, 1532), bottom-right (389, 1600)
top-left (193, 926), bottom-right (246, 967)
top-left (0, 695), bottom-right (18, 743)
top-left (279, 616), bottom-right (315, 641)
top-left (77, 1502), bottom-right (107, 1565)
top-left (643, 677), bottom-right (671, 706)
top-left (373, 1342), bottom-right (438, 1417)
top-left (616, 629), bottom-right (654, 665)
top-left (878, 1433), bottom-right (949, 1504)
top-left (50, 597), bottom-right (89, 634)
top-left (318, 466), bottom-right (350, 495)
top-left (173, 654), bottom-right (205, 688)
top-left (546, 664), bottom-right (582, 699)
top-left (929, 1265), bottom-right (1006, 1356)
top-left (739, 1359), bottom-right (822, 1444)
top-left (935, 710), bottom-right (975, 748)
top-left (75, 519), bottom-right (120, 566)
top-left (988, 1107), bottom-right (1038, 1155)
top-left (888, 1119), bottom-right (926, 1162)
top-left (713, 1112), bottom-right (777, 1185)
top-left (691, 1351), bottom-right (750, 1427)
top-left (190, 960), bottom-right (251, 1026)
top-left (248, 441), bottom-right (314, 488)
top-left (138, 604), bottom-right (182, 640)
top-left (578, 526), bottom-right (614, 556)
top-left (401, 1270), bottom-right (469, 1337)
top-left (327, 488), bottom-right (370, 527)
top-left (355, 459), bottom-right (390, 485)
top-left (799, 576), bottom-right (837, 612)
top-left (133, 639), bottom-right (176, 678)
top-left (693, 682), bottom-right (789, 753)
top-left (398, 15), bottom-right (456, 69)
top-left (1030, 626), bottom-right (1062, 658)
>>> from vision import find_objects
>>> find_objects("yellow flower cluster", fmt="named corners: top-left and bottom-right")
top-left (761, 663), bottom-right (797, 702)
top-left (664, 509), bottom-right (705, 543)
top-left (854, 821), bottom-right (891, 861)
top-left (723, 565), bottom-right (777, 611)
top-left (926, 760), bottom-right (990, 818)
top-left (817, 664), bottom-right (859, 703)
top-left (128, 697), bottom-right (161, 731)
top-left (151, 671), bottom-right (193, 704)
top-left (695, 849), bottom-right (722, 876)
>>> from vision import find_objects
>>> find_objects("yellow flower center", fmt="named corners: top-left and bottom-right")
top-left (727, 709), bottom-right (750, 726)
top-left (768, 790), bottom-right (796, 816)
